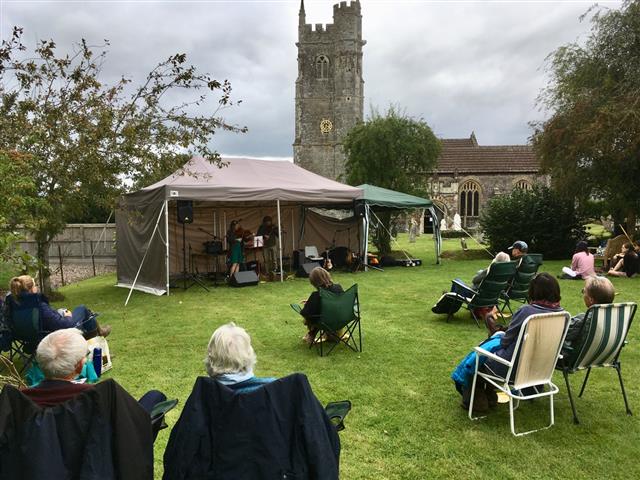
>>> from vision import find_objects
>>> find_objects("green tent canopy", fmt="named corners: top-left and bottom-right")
top-left (356, 184), bottom-right (433, 210)
top-left (356, 184), bottom-right (441, 264)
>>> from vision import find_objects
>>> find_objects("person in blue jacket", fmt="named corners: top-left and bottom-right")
top-left (463, 273), bottom-right (565, 412)
top-left (4, 275), bottom-right (111, 340)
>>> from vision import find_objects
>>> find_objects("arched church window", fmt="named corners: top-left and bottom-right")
top-left (459, 181), bottom-right (481, 217)
top-left (514, 179), bottom-right (532, 190)
top-left (316, 55), bottom-right (329, 79)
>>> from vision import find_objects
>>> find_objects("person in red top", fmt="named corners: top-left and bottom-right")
top-left (21, 328), bottom-right (167, 437)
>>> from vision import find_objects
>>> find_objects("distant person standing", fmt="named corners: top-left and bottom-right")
top-left (561, 241), bottom-right (596, 279)
top-left (257, 216), bottom-right (279, 274)
top-left (227, 220), bottom-right (245, 277)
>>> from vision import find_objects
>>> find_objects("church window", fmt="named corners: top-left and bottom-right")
top-left (316, 55), bottom-right (330, 79)
top-left (459, 181), bottom-right (480, 217)
top-left (514, 179), bottom-right (532, 190)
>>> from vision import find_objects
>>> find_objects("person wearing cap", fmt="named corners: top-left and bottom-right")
top-left (508, 240), bottom-right (528, 259)
top-left (561, 241), bottom-right (596, 279)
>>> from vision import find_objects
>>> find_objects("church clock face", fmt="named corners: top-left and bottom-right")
top-left (320, 118), bottom-right (333, 134)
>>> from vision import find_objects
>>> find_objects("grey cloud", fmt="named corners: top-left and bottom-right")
top-left (1, 0), bottom-right (610, 157)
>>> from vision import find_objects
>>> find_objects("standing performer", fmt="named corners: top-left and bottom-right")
top-left (257, 216), bottom-right (279, 275)
top-left (227, 220), bottom-right (245, 277)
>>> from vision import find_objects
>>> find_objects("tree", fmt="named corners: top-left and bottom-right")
top-left (0, 27), bottom-right (245, 290)
top-left (0, 150), bottom-right (40, 273)
top-left (531, 0), bottom-right (640, 235)
top-left (480, 186), bottom-right (584, 260)
top-left (343, 106), bottom-right (441, 254)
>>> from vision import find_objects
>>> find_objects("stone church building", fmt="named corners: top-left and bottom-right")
top-left (293, 0), bottom-right (545, 228)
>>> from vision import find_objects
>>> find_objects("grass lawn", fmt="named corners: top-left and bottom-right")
top-left (19, 235), bottom-right (640, 478)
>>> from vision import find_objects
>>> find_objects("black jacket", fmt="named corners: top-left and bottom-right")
top-left (0, 379), bottom-right (154, 480)
top-left (300, 284), bottom-right (344, 322)
top-left (163, 373), bottom-right (340, 480)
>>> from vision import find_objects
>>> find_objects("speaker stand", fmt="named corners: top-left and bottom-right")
top-left (177, 221), bottom-right (209, 292)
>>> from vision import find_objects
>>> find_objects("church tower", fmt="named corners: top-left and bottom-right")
top-left (293, 0), bottom-right (365, 180)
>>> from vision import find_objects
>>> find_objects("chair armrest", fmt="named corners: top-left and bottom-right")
top-left (474, 346), bottom-right (512, 367)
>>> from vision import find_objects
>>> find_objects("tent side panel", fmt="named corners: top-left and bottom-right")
top-left (300, 210), bottom-right (361, 256)
top-left (116, 188), bottom-right (167, 294)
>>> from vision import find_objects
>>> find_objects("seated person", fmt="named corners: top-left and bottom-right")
top-left (297, 267), bottom-right (344, 345)
top-left (509, 240), bottom-right (528, 259)
top-left (465, 273), bottom-right (565, 411)
top-left (608, 243), bottom-right (640, 278)
top-left (561, 241), bottom-right (596, 279)
top-left (561, 276), bottom-right (615, 361)
top-left (205, 322), bottom-right (275, 393)
top-left (451, 252), bottom-right (511, 296)
top-left (164, 324), bottom-right (341, 479)
top-left (21, 328), bottom-right (168, 438)
top-left (5, 275), bottom-right (111, 339)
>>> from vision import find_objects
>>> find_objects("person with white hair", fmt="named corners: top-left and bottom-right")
top-left (449, 251), bottom-right (512, 298)
top-left (204, 322), bottom-right (275, 393)
top-left (22, 329), bottom-right (167, 427)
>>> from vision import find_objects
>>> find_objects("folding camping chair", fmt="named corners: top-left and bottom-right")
top-left (6, 295), bottom-right (47, 374)
top-left (557, 302), bottom-right (637, 424)
top-left (446, 260), bottom-right (518, 327)
top-left (311, 284), bottom-right (362, 357)
top-left (304, 246), bottom-right (324, 263)
top-left (499, 254), bottom-right (544, 315)
top-left (469, 311), bottom-right (570, 436)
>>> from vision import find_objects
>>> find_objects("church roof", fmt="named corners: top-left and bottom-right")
top-left (437, 134), bottom-right (539, 174)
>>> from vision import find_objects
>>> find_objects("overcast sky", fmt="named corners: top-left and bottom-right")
top-left (1, 0), bottom-right (621, 158)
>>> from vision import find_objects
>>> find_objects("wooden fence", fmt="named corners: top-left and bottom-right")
top-left (17, 223), bottom-right (116, 265)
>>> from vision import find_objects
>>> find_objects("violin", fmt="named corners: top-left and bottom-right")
top-left (235, 227), bottom-right (254, 243)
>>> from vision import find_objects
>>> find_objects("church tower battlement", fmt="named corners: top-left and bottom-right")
top-left (294, 0), bottom-right (365, 180)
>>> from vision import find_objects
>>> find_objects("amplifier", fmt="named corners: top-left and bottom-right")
top-left (204, 240), bottom-right (223, 254)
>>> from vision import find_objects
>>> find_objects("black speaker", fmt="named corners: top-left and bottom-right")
top-left (230, 270), bottom-right (259, 287)
top-left (354, 202), bottom-right (366, 218)
top-left (296, 262), bottom-right (321, 278)
top-left (177, 200), bottom-right (193, 224)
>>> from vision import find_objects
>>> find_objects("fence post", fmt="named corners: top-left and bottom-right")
top-left (57, 244), bottom-right (65, 286)
top-left (91, 240), bottom-right (96, 277)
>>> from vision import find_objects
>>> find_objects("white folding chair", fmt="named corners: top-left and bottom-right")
top-left (304, 246), bottom-right (324, 262)
top-left (469, 311), bottom-right (570, 436)
top-left (87, 336), bottom-right (113, 373)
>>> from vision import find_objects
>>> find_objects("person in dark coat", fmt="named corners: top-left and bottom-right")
top-left (5, 275), bottom-right (111, 339)
top-left (0, 343), bottom-right (155, 480)
top-left (163, 373), bottom-right (340, 480)
top-left (299, 267), bottom-right (344, 345)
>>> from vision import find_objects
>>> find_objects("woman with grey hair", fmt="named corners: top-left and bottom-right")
top-left (205, 323), bottom-right (275, 393)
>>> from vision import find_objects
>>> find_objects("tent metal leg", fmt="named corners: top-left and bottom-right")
top-left (277, 199), bottom-right (283, 282)
top-left (165, 200), bottom-right (170, 296)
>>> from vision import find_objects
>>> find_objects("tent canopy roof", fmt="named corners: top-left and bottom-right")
top-left (357, 184), bottom-right (433, 209)
top-left (139, 156), bottom-right (362, 205)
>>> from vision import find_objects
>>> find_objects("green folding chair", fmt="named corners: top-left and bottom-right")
top-left (500, 254), bottom-right (544, 315)
top-left (450, 261), bottom-right (518, 327)
top-left (557, 302), bottom-right (637, 424)
top-left (312, 284), bottom-right (362, 356)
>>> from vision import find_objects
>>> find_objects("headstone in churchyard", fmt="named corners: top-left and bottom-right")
top-left (440, 218), bottom-right (448, 231)
top-left (453, 213), bottom-right (462, 231)
top-left (409, 218), bottom-right (417, 243)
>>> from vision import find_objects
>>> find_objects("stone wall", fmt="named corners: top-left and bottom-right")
top-left (429, 172), bottom-right (549, 228)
